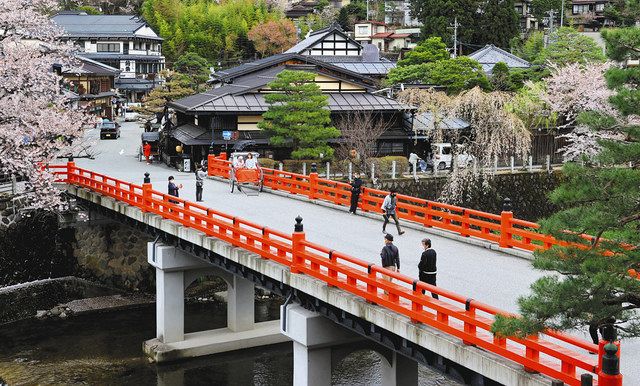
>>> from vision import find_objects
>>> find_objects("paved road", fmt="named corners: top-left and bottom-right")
top-left (73, 121), bottom-right (639, 382)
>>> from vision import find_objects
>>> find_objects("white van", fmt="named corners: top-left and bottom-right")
top-left (430, 143), bottom-right (474, 170)
top-left (123, 104), bottom-right (140, 122)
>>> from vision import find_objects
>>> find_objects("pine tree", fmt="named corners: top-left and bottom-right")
top-left (258, 70), bottom-right (340, 159)
top-left (475, 0), bottom-right (520, 49)
top-left (492, 27), bottom-right (640, 341)
top-left (397, 36), bottom-right (450, 66)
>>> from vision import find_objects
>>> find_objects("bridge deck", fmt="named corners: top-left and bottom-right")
top-left (72, 121), bottom-right (638, 383)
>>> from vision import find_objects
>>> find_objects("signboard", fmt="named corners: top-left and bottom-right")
top-left (222, 131), bottom-right (232, 141)
top-left (183, 158), bottom-right (191, 173)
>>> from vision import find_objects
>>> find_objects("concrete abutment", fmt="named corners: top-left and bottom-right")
top-left (281, 304), bottom-right (418, 386)
top-left (143, 242), bottom-right (288, 363)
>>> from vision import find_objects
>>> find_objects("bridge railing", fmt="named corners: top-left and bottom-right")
top-left (61, 162), bottom-right (621, 386)
top-left (208, 155), bottom-right (566, 253)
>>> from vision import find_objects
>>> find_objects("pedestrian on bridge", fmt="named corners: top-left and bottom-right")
top-left (381, 188), bottom-right (404, 235)
top-left (195, 165), bottom-right (207, 202)
top-left (380, 233), bottom-right (400, 293)
top-left (418, 238), bottom-right (438, 299)
top-left (349, 173), bottom-right (363, 214)
top-left (168, 176), bottom-right (182, 204)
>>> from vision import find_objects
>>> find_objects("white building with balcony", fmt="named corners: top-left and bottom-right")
top-left (52, 11), bottom-right (165, 102)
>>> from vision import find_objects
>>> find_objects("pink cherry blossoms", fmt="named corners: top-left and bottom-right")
top-left (0, 0), bottom-right (91, 208)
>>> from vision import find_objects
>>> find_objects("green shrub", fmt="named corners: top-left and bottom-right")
top-left (258, 158), bottom-right (276, 169)
top-left (369, 156), bottom-right (409, 176)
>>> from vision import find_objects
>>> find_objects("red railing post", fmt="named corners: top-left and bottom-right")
top-left (309, 172), bottom-right (318, 200)
top-left (207, 154), bottom-right (215, 176)
top-left (462, 298), bottom-right (477, 346)
top-left (499, 198), bottom-right (513, 248)
top-left (598, 326), bottom-right (623, 386)
top-left (290, 216), bottom-right (305, 274)
top-left (499, 210), bottom-right (513, 248)
top-left (142, 172), bottom-right (152, 212)
top-left (66, 157), bottom-right (76, 183)
top-left (524, 334), bottom-right (540, 373)
top-left (460, 209), bottom-right (470, 237)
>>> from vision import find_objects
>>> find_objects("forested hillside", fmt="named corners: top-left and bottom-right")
top-left (141, 0), bottom-right (282, 65)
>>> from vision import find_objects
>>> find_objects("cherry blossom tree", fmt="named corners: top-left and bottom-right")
top-left (542, 62), bottom-right (623, 161)
top-left (1, 0), bottom-right (91, 208)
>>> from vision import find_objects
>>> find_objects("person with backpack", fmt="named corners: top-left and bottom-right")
top-left (380, 234), bottom-right (400, 292)
top-left (381, 188), bottom-right (404, 235)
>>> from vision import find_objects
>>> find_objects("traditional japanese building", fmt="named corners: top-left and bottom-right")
top-left (57, 56), bottom-right (120, 119)
top-left (468, 44), bottom-right (531, 74)
top-left (167, 55), bottom-right (415, 168)
top-left (52, 11), bottom-right (165, 102)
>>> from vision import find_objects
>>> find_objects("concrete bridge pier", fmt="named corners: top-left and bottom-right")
top-left (144, 242), bottom-right (289, 363)
top-left (282, 304), bottom-right (418, 386)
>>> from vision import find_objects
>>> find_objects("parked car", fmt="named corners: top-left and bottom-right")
top-left (98, 120), bottom-right (121, 139)
top-left (430, 143), bottom-right (474, 170)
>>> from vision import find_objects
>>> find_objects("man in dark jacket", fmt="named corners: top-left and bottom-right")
top-left (418, 238), bottom-right (438, 299)
top-left (168, 176), bottom-right (182, 204)
top-left (380, 234), bottom-right (400, 292)
top-left (349, 173), bottom-right (363, 214)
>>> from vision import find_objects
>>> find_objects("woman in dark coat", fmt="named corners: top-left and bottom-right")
top-left (349, 173), bottom-right (363, 214)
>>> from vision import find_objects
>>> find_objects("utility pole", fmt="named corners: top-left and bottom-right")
top-left (560, 0), bottom-right (565, 27)
top-left (450, 17), bottom-right (459, 58)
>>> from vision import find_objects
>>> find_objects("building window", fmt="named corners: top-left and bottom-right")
top-left (595, 3), bottom-right (605, 11)
top-left (97, 43), bottom-right (119, 52)
top-left (357, 26), bottom-right (368, 35)
top-left (515, 5), bottom-right (523, 15)
top-left (573, 4), bottom-right (590, 14)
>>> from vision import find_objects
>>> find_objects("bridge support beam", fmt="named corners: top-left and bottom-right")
top-left (282, 304), bottom-right (418, 386)
top-left (144, 242), bottom-right (289, 363)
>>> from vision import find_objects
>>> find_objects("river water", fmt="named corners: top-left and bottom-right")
top-left (0, 301), bottom-right (460, 385)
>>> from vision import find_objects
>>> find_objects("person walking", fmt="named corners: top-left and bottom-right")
top-left (349, 172), bottom-right (363, 214)
top-left (380, 233), bottom-right (400, 292)
top-left (143, 142), bottom-right (151, 164)
top-left (195, 165), bottom-right (207, 202)
top-left (408, 152), bottom-right (418, 173)
top-left (381, 188), bottom-right (404, 235)
top-left (418, 238), bottom-right (438, 299)
top-left (168, 176), bottom-right (182, 204)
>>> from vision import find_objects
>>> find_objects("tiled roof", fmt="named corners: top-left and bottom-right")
top-left (413, 112), bottom-right (469, 131)
top-left (52, 13), bottom-right (162, 40)
top-left (331, 62), bottom-right (396, 75)
top-left (178, 92), bottom-right (412, 113)
top-left (372, 32), bottom-right (394, 39)
top-left (63, 56), bottom-right (120, 76)
top-left (468, 44), bottom-right (531, 73)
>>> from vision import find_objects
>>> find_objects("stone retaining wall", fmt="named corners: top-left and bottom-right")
top-left (0, 277), bottom-right (118, 324)
top-left (73, 223), bottom-right (154, 292)
top-left (378, 171), bottom-right (563, 221)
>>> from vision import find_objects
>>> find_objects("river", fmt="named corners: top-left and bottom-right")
top-left (0, 301), bottom-right (460, 385)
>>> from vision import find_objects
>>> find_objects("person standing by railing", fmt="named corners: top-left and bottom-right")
top-left (380, 234), bottom-right (400, 292)
top-left (418, 238), bottom-right (438, 299)
top-left (168, 176), bottom-right (182, 204)
top-left (195, 165), bottom-right (206, 202)
top-left (381, 188), bottom-right (404, 235)
top-left (349, 173), bottom-right (363, 214)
